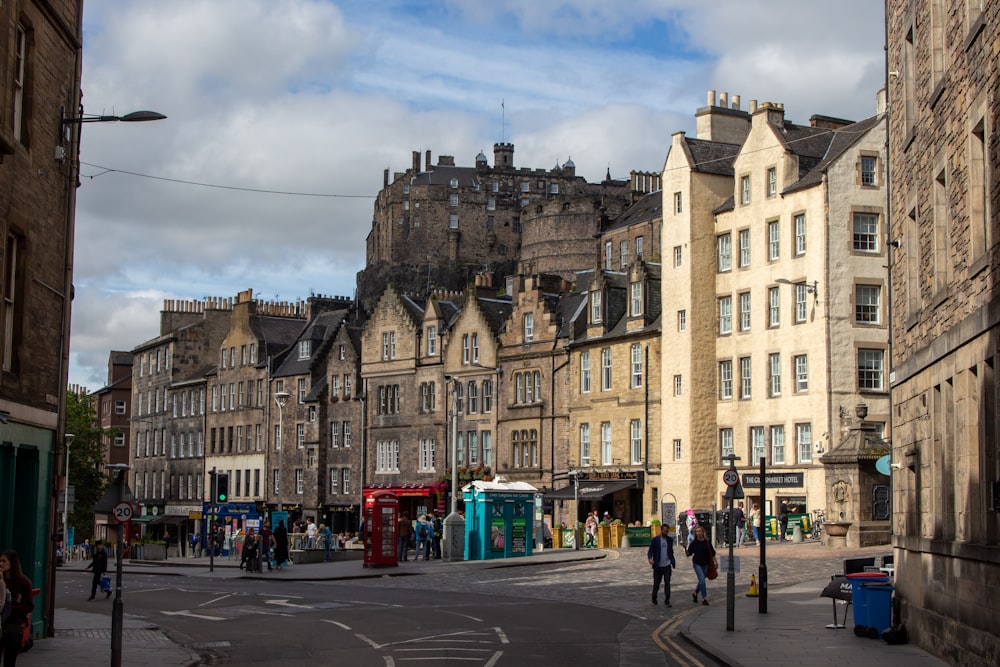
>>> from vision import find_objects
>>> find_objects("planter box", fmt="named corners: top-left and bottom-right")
top-left (596, 525), bottom-right (611, 548)
top-left (559, 528), bottom-right (576, 549)
top-left (625, 526), bottom-right (651, 547)
top-left (139, 544), bottom-right (166, 560)
top-left (610, 524), bottom-right (624, 547)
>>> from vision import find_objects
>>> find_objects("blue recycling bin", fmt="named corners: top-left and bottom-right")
top-left (862, 582), bottom-right (894, 639)
top-left (846, 572), bottom-right (889, 637)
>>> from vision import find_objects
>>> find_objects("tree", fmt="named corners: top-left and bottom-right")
top-left (64, 390), bottom-right (111, 541)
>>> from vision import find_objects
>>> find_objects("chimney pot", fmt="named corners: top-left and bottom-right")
top-left (719, 92), bottom-right (728, 108)
top-left (707, 90), bottom-right (716, 106)
top-left (731, 94), bottom-right (740, 110)
top-left (749, 99), bottom-right (758, 113)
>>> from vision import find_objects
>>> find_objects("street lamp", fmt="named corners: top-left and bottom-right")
top-left (443, 375), bottom-right (465, 561)
top-left (273, 391), bottom-right (290, 513)
top-left (568, 469), bottom-right (580, 550)
top-left (775, 278), bottom-right (820, 304)
top-left (62, 434), bottom-right (74, 554)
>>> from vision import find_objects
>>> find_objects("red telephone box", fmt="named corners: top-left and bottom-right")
top-left (363, 491), bottom-right (399, 568)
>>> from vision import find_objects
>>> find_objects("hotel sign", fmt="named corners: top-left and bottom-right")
top-left (742, 472), bottom-right (804, 488)
top-left (577, 471), bottom-right (644, 486)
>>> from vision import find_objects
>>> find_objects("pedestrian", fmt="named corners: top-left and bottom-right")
top-left (397, 512), bottom-right (412, 561)
top-left (85, 540), bottom-right (110, 600)
top-left (734, 502), bottom-right (746, 548)
top-left (240, 529), bottom-right (258, 571)
top-left (259, 521), bottom-right (273, 571)
top-left (1, 550), bottom-right (34, 666)
top-left (778, 500), bottom-right (789, 541)
top-left (272, 520), bottom-right (289, 570)
top-left (319, 524), bottom-right (334, 562)
top-left (685, 509), bottom-right (697, 547)
top-left (685, 525), bottom-right (716, 605)
top-left (415, 515), bottom-right (432, 560)
top-left (305, 518), bottom-right (318, 549)
top-left (748, 504), bottom-right (761, 544)
top-left (584, 511), bottom-right (598, 548)
top-left (647, 523), bottom-right (677, 607)
top-left (190, 532), bottom-right (200, 558)
top-left (431, 512), bottom-right (443, 559)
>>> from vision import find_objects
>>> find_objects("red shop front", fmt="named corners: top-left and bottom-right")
top-left (363, 485), bottom-right (441, 521)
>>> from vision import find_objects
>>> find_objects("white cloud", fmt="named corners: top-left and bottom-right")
top-left (69, 0), bottom-right (885, 388)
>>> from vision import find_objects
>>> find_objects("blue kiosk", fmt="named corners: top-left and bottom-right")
top-left (463, 480), bottom-right (538, 560)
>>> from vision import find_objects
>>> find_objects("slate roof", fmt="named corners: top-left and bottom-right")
top-left (685, 138), bottom-right (741, 176)
top-left (109, 350), bottom-right (133, 366)
top-left (273, 310), bottom-right (348, 378)
top-left (256, 314), bottom-right (310, 375)
top-left (476, 296), bottom-right (513, 338)
top-left (604, 190), bottom-right (662, 233)
top-left (409, 165), bottom-right (481, 189)
top-left (783, 114), bottom-right (883, 194)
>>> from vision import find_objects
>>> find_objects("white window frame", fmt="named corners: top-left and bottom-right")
top-left (739, 229), bottom-right (751, 267)
top-left (717, 234), bottom-right (732, 272)
top-left (719, 296), bottom-right (732, 335)
top-left (739, 292), bottom-right (751, 331)
top-left (769, 353), bottom-right (782, 396)
top-left (630, 282), bottom-right (642, 316)
top-left (523, 313), bottom-right (534, 342)
top-left (768, 220), bottom-right (780, 260)
top-left (794, 213), bottom-right (806, 255)
top-left (719, 360), bottom-right (733, 399)
top-left (797, 423), bottom-right (813, 463)
top-left (855, 285), bottom-right (881, 324)
top-left (720, 428), bottom-right (734, 463)
top-left (631, 343), bottom-right (643, 388)
top-left (768, 287), bottom-right (780, 327)
top-left (601, 348), bottom-right (612, 390)
top-left (580, 351), bottom-right (591, 393)
top-left (630, 419), bottom-right (642, 464)
top-left (601, 422), bottom-right (612, 465)
top-left (740, 356), bottom-right (752, 399)
top-left (771, 425), bottom-right (786, 464)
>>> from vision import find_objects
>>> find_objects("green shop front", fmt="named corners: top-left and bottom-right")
top-left (463, 480), bottom-right (537, 560)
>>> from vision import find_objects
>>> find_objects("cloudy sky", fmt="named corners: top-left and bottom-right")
top-left (70, 0), bottom-right (886, 390)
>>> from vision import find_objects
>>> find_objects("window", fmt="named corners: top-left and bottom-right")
top-left (860, 156), bottom-right (877, 186)
top-left (468, 431), bottom-right (479, 465)
top-left (550, 183), bottom-right (558, 194)
top-left (853, 213), bottom-right (879, 252)
top-left (330, 422), bottom-right (340, 448)
top-left (467, 381), bottom-right (478, 413)
top-left (601, 348), bottom-right (612, 390)
top-left (382, 332), bottom-right (390, 360)
top-left (482, 380), bottom-right (493, 412)
top-left (720, 428), bottom-right (734, 463)
top-left (296, 423), bottom-right (305, 448)
top-left (449, 193), bottom-right (459, 208)
top-left (630, 282), bottom-right (642, 316)
top-left (462, 334), bottom-right (470, 363)
top-left (768, 287), bottom-right (780, 327)
top-left (858, 349), bottom-right (884, 390)
top-left (673, 374), bottom-right (682, 396)
top-left (579, 423), bottom-right (591, 466)
top-left (482, 431), bottom-right (492, 466)
top-left (767, 167), bottom-right (776, 197)
top-left (631, 344), bottom-right (643, 388)
top-left (677, 310), bottom-right (686, 332)
top-left (296, 469), bottom-right (304, 495)
top-left (298, 340), bottom-right (311, 359)
top-left (521, 181), bottom-right (529, 192)
top-left (636, 236), bottom-right (644, 257)
top-left (590, 291), bottom-right (602, 323)
top-left (427, 326), bottom-right (437, 355)
top-left (719, 360), bottom-right (733, 399)
top-left (718, 296), bottom-right (732, 335)
top-left (739, 357), bottom-right (752, 399)
top-left (601, 422), bottom-right (612, 465)
top-left (769, 353), bottom-right (781, 396)
top-left (674, 192), bottom-right (683, 214)
top-left (604, 241), bottom-right (613, 269)
top-left (740, 175), bottom-right (750, 205)
top-left (580, 351), bottom-right (591, 393)
top-left (797, 423), bottom-right (813, 463)
top-left (376, 440), bottom-right (400, 472)
top-left (794, 214), bottom-right (806, 255)
top-left (419, 439), bottom-right (436, 471)
top-left (343, 422), bottom-right (351, 447)
top-left (771, 425), bottom-right (786, 464)
top-left (673, 246), bottom-right (683, 268)
top-left (13, 25), bottom-right (26, 143)
top-left (739, 292), bottom-right (751, 331)
top-left (794, 355), bottom-right (809, 392)
top-left (344, 375), bottom-right (352, 398)
top-left (673, 439), bottom-right (682, 461)
top-left (115, 400), bottom-right (126, 415)
top-left (331, 375), bottom-right (341, 398)
top-left (471, 333), bottom-right (479, 363)
top-left (329, 469), bottom-right (339, 494)
top-left (620, 240), bottom-right (628, 268)
top-left (751, 426), bottom-right (765, 464)
top-left (795, 284), bottom-right (808, 322)
top-left (630, 420), bottom-right (642, 464)
top-left (523, 313), bottom-right (534, 342)
top-left (273, 469), bottom-right (280, 495)
top-left (768, 221), bottom-right (780, 260)
top-left (739, 229), bottom-right (750, 267)
top-left (855, 285), bottom-right (881, 324)
top-left (298, 378), bottom-right (307, 403)
top-left (717, 234), bottom-right (732, 272)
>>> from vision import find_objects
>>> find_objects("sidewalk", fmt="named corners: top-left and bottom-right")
top-left (29, 545), bottom-right (950, 667)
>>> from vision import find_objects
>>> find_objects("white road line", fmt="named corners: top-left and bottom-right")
top-left (382, 657), bottom-right (395, 667)
top-left (394, 659), bottom-right (485, 662)
top-left (199, 593), bottom-right (237, 607)
top-left (347, 600), bottom-right (404, 607)
top-left (492, 627), bottom-right (509, 644)
top-left (321, 619), bottom-right (351, 630)
top-left (161, 610), bottom-right (226, 621)
top-left (356, 633), bottom-right (382, 649)
top-left (483, 651), bottom-right (504, 667)
top-left (393, 649), bottom-right (492, 653)
top-left (439, 609), bottom-right (483, 622)
top-left (264, 598), bottom-right (314, 609)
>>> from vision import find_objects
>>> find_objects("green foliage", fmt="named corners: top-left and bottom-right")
top-left (65, 390), bottom-right (111, 541)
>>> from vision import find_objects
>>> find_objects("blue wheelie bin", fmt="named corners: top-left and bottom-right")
top-left (862, 582), bottom-right (895, 639)
top-left (846, 572), bottom-right (889, 637)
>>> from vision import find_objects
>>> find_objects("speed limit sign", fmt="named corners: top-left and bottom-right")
top-left (723, 469), bottom-right (740, 487)
top-left (113, 501), bottom-right (135, 524)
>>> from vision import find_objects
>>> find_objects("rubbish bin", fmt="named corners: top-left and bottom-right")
top-left (846, 572), bottom-right (889, 637)
top-left (862, 582), bottom-right (894, 639)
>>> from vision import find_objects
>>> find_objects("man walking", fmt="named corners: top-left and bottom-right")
top-left (778, 500), bottom-right (789, 541)
top-left (647, 524), bottom-right (677, 606)
top-left (85, 540), bottom-right (110, 600)
top-left (397, 512), bottom-right (413, 562)
top-left (734, 502), bottom-right (746, 548)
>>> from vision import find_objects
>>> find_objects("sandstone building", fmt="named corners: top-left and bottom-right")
top-left (887, 2), bottom-right (999, 664)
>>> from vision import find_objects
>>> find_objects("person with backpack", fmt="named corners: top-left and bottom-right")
top-left (1, 550), bottom-right (34, 665)
top-left (431, 512), bottom-right (443, 559)
top-left (415, 515), bottom-right (432, 561)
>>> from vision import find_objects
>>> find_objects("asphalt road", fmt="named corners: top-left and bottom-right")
top-left (57, 565), bottom-right (668, 666)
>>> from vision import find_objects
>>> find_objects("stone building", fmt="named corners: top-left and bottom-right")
top-left (359, 145), bottom-right (637, 306)
top-left (91, 351), bottom-right (134, 467)
top-left (660, 91), bottom-right (890, 528)
top-left (886, 2), bottom-right (999, 664)
top-left (0, 0), bottom-right (83, 630)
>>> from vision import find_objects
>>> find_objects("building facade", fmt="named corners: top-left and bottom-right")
top-left (887, 2), bottom-right (999, 664)
top-left (92, 351), bottom-right (133, 468)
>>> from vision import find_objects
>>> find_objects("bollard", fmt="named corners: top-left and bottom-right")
top-left (621, 534), bottom-right (631, 549)
top-left (792, 524), bottom-right (803, 543)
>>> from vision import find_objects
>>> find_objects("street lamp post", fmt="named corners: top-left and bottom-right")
top-left (62, 434), bottom-right (74, 554)
top-left (273, 391), bottom-right (290, 513)
top-left (568, 470), bottom-right (580, 550)
top-left (443, 376), bottom-right (465, 561)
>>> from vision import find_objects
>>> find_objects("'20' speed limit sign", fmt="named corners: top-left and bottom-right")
top-left (113, 501), bottom-right (135, 524)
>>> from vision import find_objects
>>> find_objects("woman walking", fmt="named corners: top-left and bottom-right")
top-left (685, 526), bottom-right (716, 606)
top-left (272, 520), bottom-right (289, 570)
top-left (1, 550), bottom-right (34, 667)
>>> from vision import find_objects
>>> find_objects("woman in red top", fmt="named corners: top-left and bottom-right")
top-left (1, 550), bottom-right (34, 667)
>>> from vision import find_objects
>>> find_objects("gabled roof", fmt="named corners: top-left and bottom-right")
top-left (685, 137), bottom-right (741, 176)
top-left (477, 296), bottom-right (513, 338)
top-left (273, 310), bottom-right (348, 378)
top-left (604, 190), bottom-right (662, 233)
top-left (783, 114), bottom-right (883, 194)
top-left (408, 165), bottom-right (481, 189)
top-left (110, 351), bottom-right (133, 366)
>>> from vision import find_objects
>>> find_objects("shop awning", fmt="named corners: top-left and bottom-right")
top-left (545, 479), bottom-right (637, 500)
top-left (149, 515), bottom-right (188, 526)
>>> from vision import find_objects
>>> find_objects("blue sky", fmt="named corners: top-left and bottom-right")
top-left (69, 0), bottom-right (885, 390)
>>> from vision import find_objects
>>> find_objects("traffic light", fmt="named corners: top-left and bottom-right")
top-left (215, 472), bottom-right (229, 503)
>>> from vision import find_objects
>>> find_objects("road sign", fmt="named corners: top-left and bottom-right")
top-left (723, 469), bottom-right (739, 486)
top-left (113, 501), bottom-right (135, 524)
top-left (660, 501), bottom-right (676, 528)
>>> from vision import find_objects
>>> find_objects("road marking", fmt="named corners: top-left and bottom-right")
top-left (382, 657), bottom-right (395, 667)
top-left (357, 633), bottom-right (381, 649)
top-left (321, 619), bottom-right (351, 630)
top-left (439, 609), bottom-right (483, 622)
top-left (264, 598), bottom-right (314, 610)
top-left (652, 607), bottom-right (708, 667)
top-left (492, 627), bottom-right (509, 644)
top-left (347, 600), bottom-right (404, 607)
top-left (161, 610), bottom-right (226, 621)
top-left (484, 651), bottom-right (504, 667)
top-left (359, 629), bottom-right (498, 650)
top-left (200, 593), bottom-right (238, 607)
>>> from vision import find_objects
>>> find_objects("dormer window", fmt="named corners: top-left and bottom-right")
top-left (450, 177), bottom-right (459, 189)
top-left (630, 282), bottom-right (642, 316)
top-left (591, 291), bottom-right (602, 323)
top-left (298, 340), bottom-right (311, 360)
top-left (523, 313), bottom-right (534, 342)
top-left (426, 326), bottom-right (437, 356)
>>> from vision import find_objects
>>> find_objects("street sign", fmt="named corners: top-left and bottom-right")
top-left (720, 555), bottom-right (741, 573)
top-left (723, 469), bottom-right (739, 486)
top-left (660, 501), bottom-right (676, 528)
top-left (113, 501), bottom-right (135, 524)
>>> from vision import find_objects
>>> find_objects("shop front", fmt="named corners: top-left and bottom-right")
top-left (546, 471), bottom-right (643, 528)
top-left (322, 503), bottom-right (360, 535)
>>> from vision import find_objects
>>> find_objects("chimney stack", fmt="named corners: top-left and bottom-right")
top-left (412, 150), bottom-right (420, 173)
